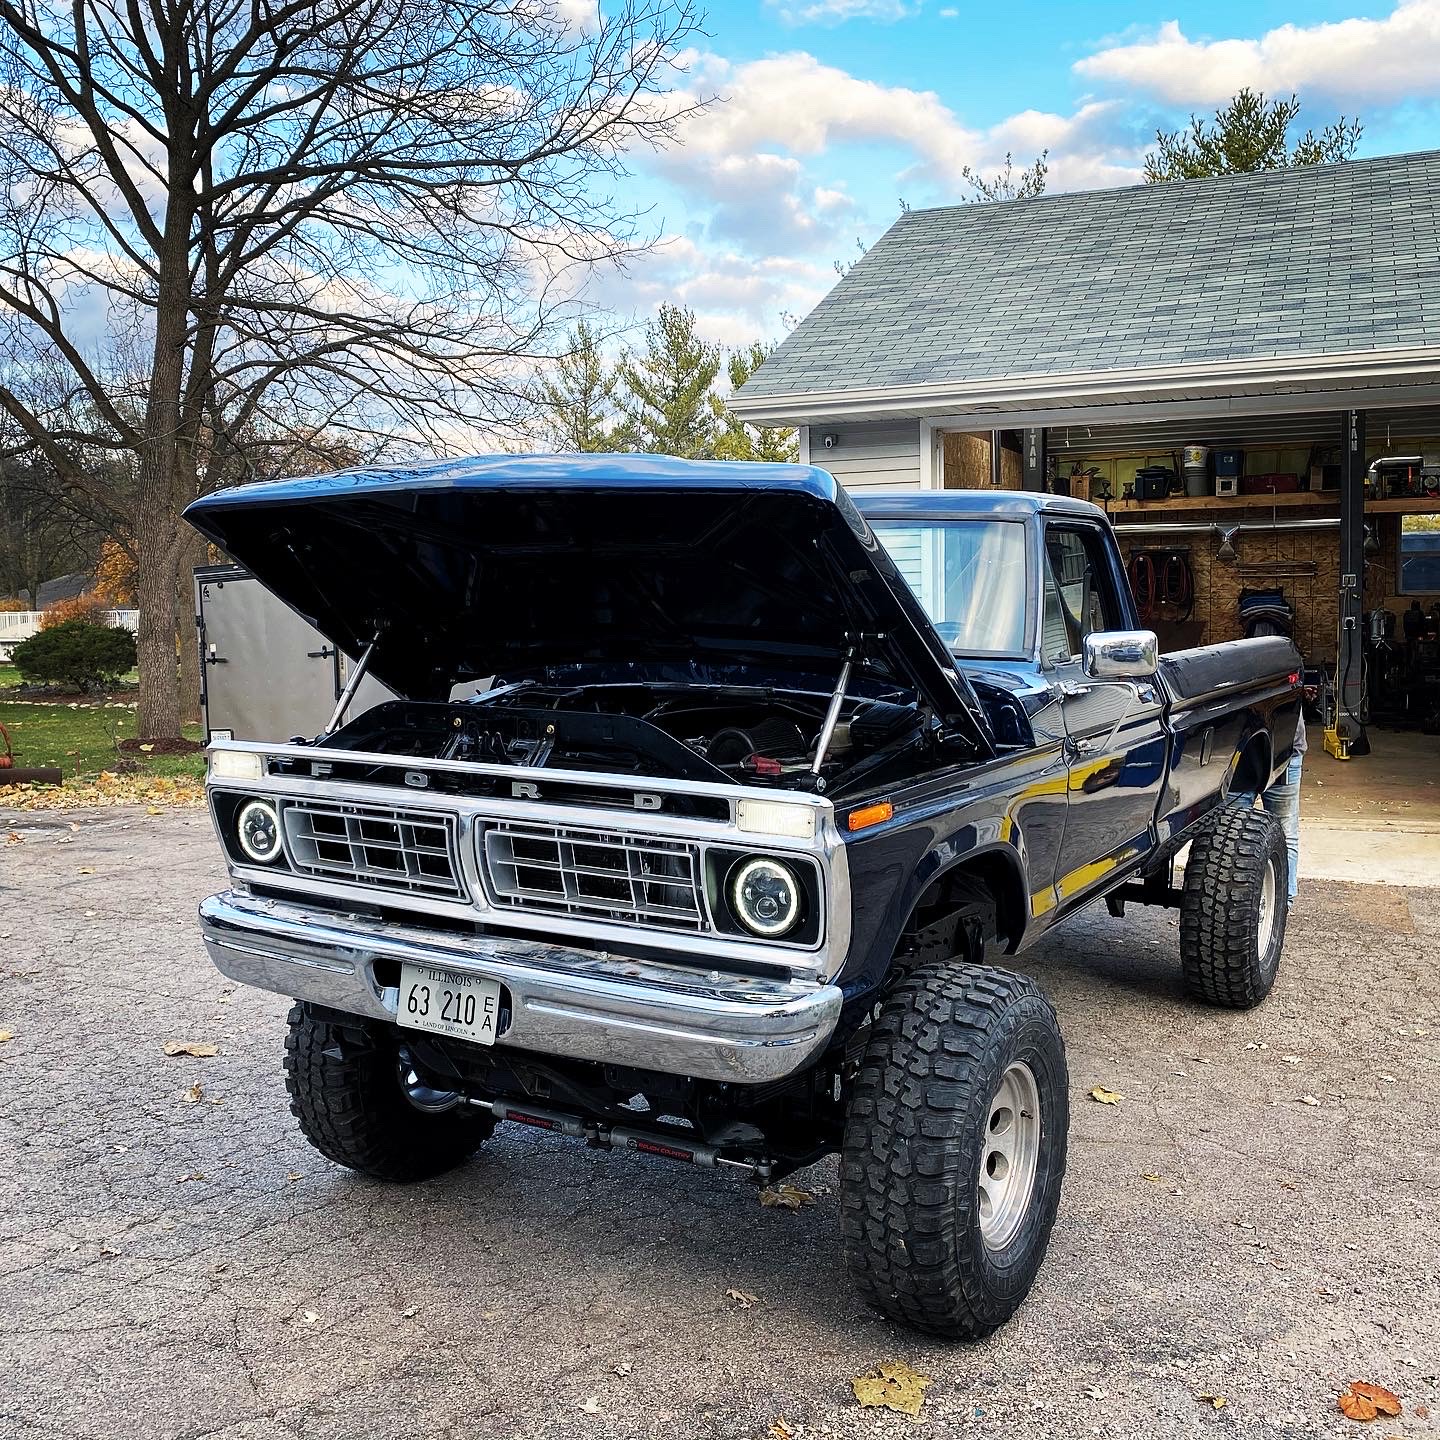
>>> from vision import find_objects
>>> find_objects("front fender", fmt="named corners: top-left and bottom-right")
top-left (836, 812), bottom-right (1028, 1006)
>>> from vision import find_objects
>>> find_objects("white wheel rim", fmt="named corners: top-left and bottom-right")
top-left (1257, 855), bottom-right (1278, 956)
top-left (978, 1061), bottom-right (1042, 1252)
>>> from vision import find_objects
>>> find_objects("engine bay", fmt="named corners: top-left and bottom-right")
top-left (326, 682), bottom-right (930, 794)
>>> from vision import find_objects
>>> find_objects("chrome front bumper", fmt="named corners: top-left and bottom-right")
top-left (198, 891), bottom-right (844, 1084)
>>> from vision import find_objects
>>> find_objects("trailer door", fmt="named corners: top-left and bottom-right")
top-left (195, 566), bottom-right (395, 741)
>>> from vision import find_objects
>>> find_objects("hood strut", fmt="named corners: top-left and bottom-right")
top-left (812, 634), bottom-right (873, 782)
top-left (326, 634), bottom-right (379, 735)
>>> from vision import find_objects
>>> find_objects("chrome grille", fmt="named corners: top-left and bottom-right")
top-left (480, 821), bottom-right (706, 931)
top-left (281, 802), bottom-right (465, 900)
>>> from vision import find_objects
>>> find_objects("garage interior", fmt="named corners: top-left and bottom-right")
top-left (942, 409), bottom-right (1440, 839)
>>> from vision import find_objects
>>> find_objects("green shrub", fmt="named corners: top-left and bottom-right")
top-left (12, 619), bottom-right (137, 691)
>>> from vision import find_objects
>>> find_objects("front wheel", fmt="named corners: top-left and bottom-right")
top-left (839, 963), bottom-right (1069, 1339)
top-left (1179, 806), bottom-right (1288, 1009)
top-left (283, 1003), bottom-right (493, 1182)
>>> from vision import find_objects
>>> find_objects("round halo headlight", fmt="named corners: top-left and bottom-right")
top-left (728, 856), bottom-right (801, 938)
top-left (236, 798), bottom-right (282, 865)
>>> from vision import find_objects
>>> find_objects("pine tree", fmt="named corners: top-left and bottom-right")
top-left (616, 305), bottom-right (721, 458)
top-left (1144, 90), bottom-right (1362, 182)
top-left (711, 345), bottom-right (797, 463)
top-left (537, 321), bottom-right (620, 452)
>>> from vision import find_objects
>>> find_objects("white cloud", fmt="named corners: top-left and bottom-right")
top-left (765, 0), bottom-right (915, 25)
top-left (665, 51), bottom-right (1145, 209)
top-left (551, 0), bottom-right (601, 34)
top-left (1075, 2), bottom-right (1440, 106)
top-left (582, 236), bottom-right (832, 345)
top-left (983, 101), bottom-right (1144, 191)
top-left (649, 145), bottom-right (850, 253)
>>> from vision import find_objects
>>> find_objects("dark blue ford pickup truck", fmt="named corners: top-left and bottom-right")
top-left (185, 455), bottom-right (1301, 1338)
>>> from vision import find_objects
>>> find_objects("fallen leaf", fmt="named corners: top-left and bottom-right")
top-left (1090, 1085), bottom-right (1125, 1104)
top-left (1084, 1386), bottom-right (1108, 1401)
top-left (1300, 1094), bottom-right (1321, 1107)
top-left (146, 805), bottom-right (163, 816)
top-left (138, 743), bottom-right (154, 752)
top-left (98, 1245), bottom-right (121, 1258)
top-left (401, 1306), bottom-right (418, 1318)
top-left (77, 867), bottom-right (95, 875)
top-left (1349, 1383), bottom-right (1402, 1417)
top-left (4, 831), bottom-right (21, 844)
top-left (726, 1288), bottom-right (760, 1309)
top-left (613, 1361), bottom-right (633, 1377)
top-left (184, 1083), bottom-right (204, 1104)
top-left (1141, 1173), bottom-right (1164, 1183)
top-left (0, 1030), bottom-right (12, 1044)
top-left (1281, 1055), bottom-right (1302, 1065)
top-left (177, 1172), bottom-right (205, 1183)
top-left (578, 1395), bottom-right (601, 1415)
top-left (1414, 1403), bottom-right (1430, 1419)
top-left (1339, 1391), bottom-right (1379, 1422)
top-left (759, 1183), bottom-right (815, 1210)
top-left (300, 1309), bottom-right (319, 1325)
top-left (770, 1422), bottom-right (794, 1440)
top-left (285, 1172), bottom-right (302, 1182)
top-left (1198, 1394), bottom-right (1227, 1410)
top-left (852, 1361), bottom-right (933, 1417)
top-left (163, 1040), bottom-right (218, 1057)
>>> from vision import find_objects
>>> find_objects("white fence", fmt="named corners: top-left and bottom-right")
top-left (0, 608), bottom-right (139, 660)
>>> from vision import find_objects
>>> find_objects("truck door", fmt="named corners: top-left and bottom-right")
top-left (1040, 523), bottom-right (1167, 910)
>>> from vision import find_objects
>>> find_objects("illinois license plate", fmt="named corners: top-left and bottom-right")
top-left (397, 963), bottom-right (502, 1046)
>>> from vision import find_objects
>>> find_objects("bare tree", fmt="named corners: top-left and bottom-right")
top-left (0, 0), bottom-right (702, 739)
top-left (959, 151), bottom-right (1049, 203)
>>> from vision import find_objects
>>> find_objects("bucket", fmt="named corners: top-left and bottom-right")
top-left (1182, 443), bottom-right (1210, 497)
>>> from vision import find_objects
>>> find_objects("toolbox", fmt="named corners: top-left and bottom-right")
top-left (1134, 465), bottom-right (1176, 501)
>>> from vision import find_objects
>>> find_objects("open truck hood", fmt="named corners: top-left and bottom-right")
top-left (183, 453), bottom-right (993, 754)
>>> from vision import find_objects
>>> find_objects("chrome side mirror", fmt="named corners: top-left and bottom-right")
top-left (1084, 629), bottom-right (1159, 680)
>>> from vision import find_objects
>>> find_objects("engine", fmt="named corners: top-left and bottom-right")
top-left (324, 683), bottom-right (926, 795)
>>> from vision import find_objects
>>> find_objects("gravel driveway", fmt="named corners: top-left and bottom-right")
top-left (2, 807), bottom-right (1437, 1440)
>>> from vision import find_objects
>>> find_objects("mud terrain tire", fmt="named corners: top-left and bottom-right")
top-left (284, 1003), bottom-right (492, 1181)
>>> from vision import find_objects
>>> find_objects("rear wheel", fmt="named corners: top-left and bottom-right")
top-left (1179, 806), bottom-right (1288, 1009)
top-left (839, 962), bottom-right (1069, 1339)
top-left (283, 1003), bottom-right (493, 1182)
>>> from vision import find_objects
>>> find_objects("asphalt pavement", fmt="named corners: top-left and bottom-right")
top-left (1, 807), bottom-right (1437, 1440)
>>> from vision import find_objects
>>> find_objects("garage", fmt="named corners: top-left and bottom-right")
top-left (732, 149), bottom-right (1440, 857)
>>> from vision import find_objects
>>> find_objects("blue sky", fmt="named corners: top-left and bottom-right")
top-left (588, 0), bottom-right (1440, 345)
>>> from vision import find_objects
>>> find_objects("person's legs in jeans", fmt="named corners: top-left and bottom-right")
top-left (1259, 752), bottom-right (1303, 901)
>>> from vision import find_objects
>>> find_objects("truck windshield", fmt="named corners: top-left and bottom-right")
top-left (871, 518), bottom-right (1028, 655)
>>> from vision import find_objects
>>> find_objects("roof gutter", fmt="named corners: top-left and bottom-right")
top-left (730, 345), bottom-right (1440, 426)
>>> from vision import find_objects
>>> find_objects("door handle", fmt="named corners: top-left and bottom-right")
top-left (1054, 681), bottom-right (1091, 698)
top-left (307, 646), bottom-right (336, 660)
top-left (1071, 737), bottom-right (1100, 756)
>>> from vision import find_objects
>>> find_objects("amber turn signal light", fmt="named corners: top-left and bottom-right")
top-left (847, 801), bottom-right (894, 832)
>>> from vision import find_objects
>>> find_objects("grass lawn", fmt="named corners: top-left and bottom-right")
top-left (1, 664), bottom-right (205, 783)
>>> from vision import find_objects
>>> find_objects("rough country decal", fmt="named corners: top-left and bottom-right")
top-left (511, 780), bottom-right (662, 810)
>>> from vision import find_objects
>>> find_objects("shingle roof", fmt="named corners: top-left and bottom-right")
top-left (738, 150), bottom-right (1440, 402)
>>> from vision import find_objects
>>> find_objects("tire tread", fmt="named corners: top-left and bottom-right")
top-left (839, 962), bottom-right (1068, 1339)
